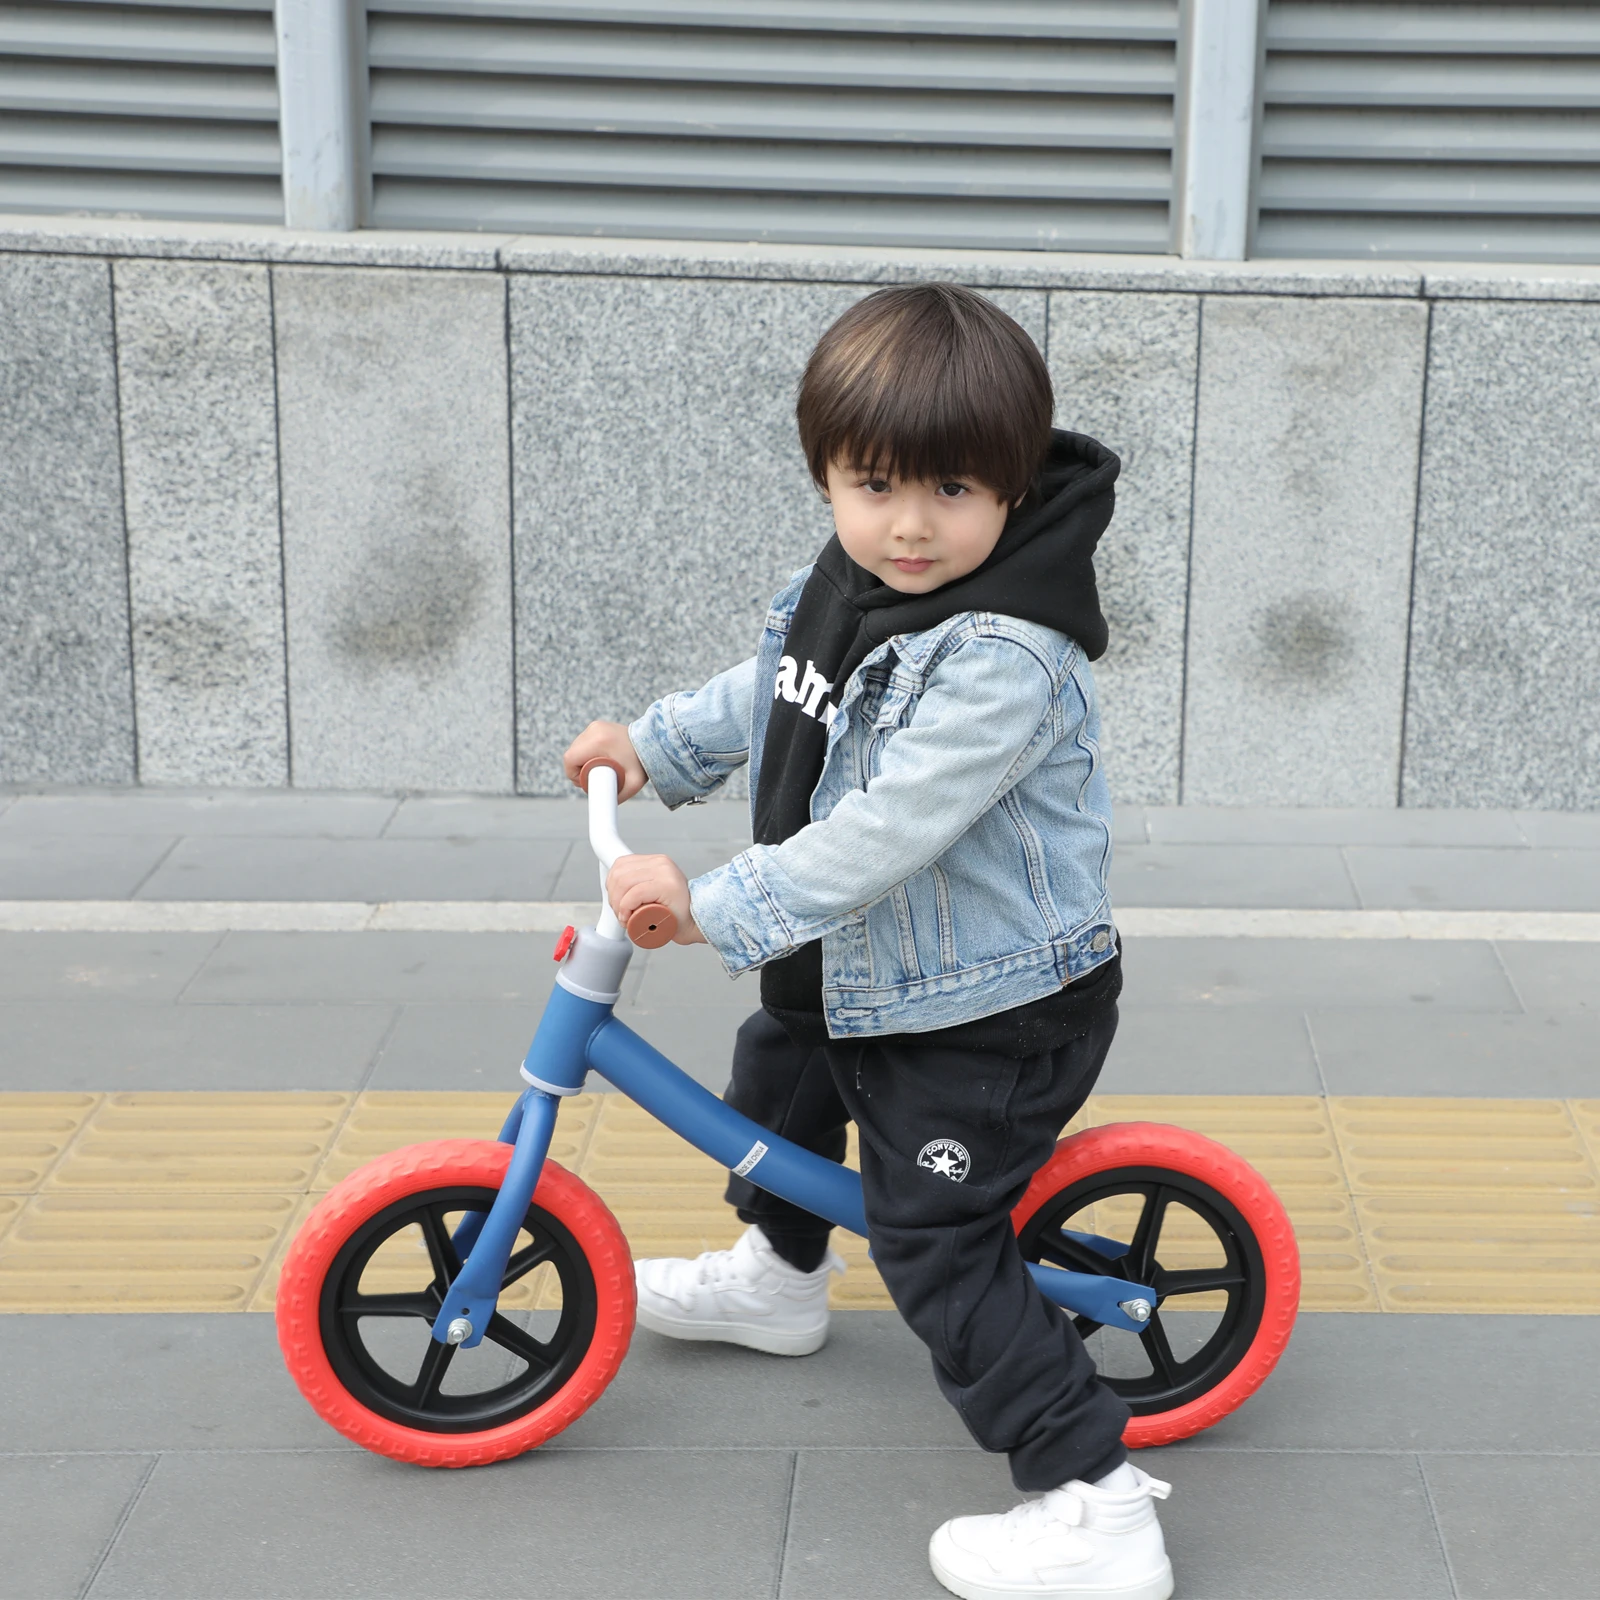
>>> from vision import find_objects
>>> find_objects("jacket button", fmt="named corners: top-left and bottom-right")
top-left (1090, 929), bottom-right (1111, 953)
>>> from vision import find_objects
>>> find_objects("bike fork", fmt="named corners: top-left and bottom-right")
top-left (428, 1087), bottom-right (560, 1350)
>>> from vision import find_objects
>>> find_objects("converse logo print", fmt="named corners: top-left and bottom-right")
top-left (917, 1139), bottom-right (971, 1183)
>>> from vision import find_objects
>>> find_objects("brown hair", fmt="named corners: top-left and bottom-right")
top-left (796, 283), bottom-right (1053, 505)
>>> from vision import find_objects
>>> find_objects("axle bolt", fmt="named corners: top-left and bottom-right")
top-left (1119, 1298), bottom-right (1153, 1324)
top-left (446, 1317), bottom-right (473, 1344)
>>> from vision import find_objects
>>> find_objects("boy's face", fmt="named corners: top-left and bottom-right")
top-left (824, 462), bottom-right (1009, 594)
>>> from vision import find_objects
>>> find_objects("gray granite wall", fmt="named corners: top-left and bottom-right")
top-left (3, 219), bottom-right (1599, 810)
top-left (0, 254), bottom-right (132, 784)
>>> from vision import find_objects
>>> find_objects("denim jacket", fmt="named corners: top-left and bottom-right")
top-left (628, 567), bottom-right (1117, 1039)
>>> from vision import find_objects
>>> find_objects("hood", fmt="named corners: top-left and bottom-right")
top-left (815, 428), bottom-right (1118, 665)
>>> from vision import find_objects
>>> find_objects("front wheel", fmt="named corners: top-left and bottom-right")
top-left (277, 1140), bottom-right (635, 1466)
top-left (1013, 1122), bottom-right (1299, 1447)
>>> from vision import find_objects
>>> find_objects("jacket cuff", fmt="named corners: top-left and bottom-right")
top-left (627, 702), bottom-right (711, 810)
top-left (689, 853), bottom-right (796, 977)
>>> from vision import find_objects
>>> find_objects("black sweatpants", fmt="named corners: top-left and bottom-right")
top-left (722, 1006), bottom-right (1131, 1491)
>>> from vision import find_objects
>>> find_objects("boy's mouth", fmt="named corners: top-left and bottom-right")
top-left (891, 557), bottom-right (934, 574)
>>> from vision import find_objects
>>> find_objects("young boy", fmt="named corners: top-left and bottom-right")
top-left (563, 284), bottom-right (1173, 1600)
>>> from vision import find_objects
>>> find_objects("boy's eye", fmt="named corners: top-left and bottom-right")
top-left (936, 482), bottom-right (970, 498)
top-left (863, 478), bottom-right (892, 494)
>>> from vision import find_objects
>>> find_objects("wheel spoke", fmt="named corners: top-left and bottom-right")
top-left (484, 1313), bottom-right (557, 1373)
top-left (1127, 1186), bottom-right (1171, 1280)
top-left (418, 1203), bottom-right (463, 1289)
top-left (1035, 1232), bottom-right (1123, 1277)
top-left (1139, 1312), bottom-right (1180, 1388)
top-left (1153, 1267), bottom-right (1246, 1298)
top-left (342, 1290), bottom-right (438, 1319)
top-left (502, 1238), bottom-right (557, 1290)
top-left (409, 1337), bottom-right (455, 1408)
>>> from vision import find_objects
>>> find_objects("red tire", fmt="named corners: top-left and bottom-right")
top-left (277, 1140), bottom-right (635, 1467)
top-left (1012, 1122), bottom-right (1299, 1448)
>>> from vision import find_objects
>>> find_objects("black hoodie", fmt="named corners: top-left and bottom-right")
top-left (752, 429), bottom-right (1123, 1050)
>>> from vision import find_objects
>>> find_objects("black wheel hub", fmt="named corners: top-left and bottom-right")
top-left (318, 1184), bottom-right (599, 1434)
top-left (1016, 1165), bottom-right (1267, 1415)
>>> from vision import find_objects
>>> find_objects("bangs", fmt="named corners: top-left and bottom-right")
top-left (796, 284), bottom-right (1053, 505)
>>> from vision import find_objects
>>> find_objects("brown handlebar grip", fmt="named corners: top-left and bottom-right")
top-left (626, 903), bottom-right (676, 949)
top-left (578, 757), bottom-right (626, 793)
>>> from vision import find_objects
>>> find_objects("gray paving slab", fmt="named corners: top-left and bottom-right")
top-left (0, 834), bottom-right (175, 899)
top-left (1146, 805), bottom-right (1530, 848)
top-left (1308, 1006), bottom-right (1600, 1098)
top-left (0, 1000), bottom-right (395, 1092)
top-left (179, 932), bottom-right (563, 1004)
top-left (1423, 1453), bottom-right (1600, 1600)
top-left (135, 834), bottom-right (572, 902)
top-left (0, 1453), bottom-right (155, 1600)
top-left (0, 932), bottom-right (221, 1001)
top-left (1515, 809), bottom-right (1600, 849)
top-left (564, 1312), bottom-right (971, 1452)
top-left (1122, 938), bottom-right (1522, 1012)
top-left (629, 941), bottom-right (759, 1010)
top-left (89, 1447), bottom-right (792, 1600)
top-left (1345, 844), bottom-right (1600, 912)
top-left (1189, 1314), bottom-right (1600, 1455)
top-left (365, 1001), bottom-right (546, 1090)
top-left (1110, 844), bottom-right (1358, 908)
top-left (780, 1448), bottom-right (1013, 1599)
top-left (552, 838), bottom-right (739, 902)
top-left (0, 790), bottom-right (398, 838)
top-left (1136, 1447), bottom-right (1452, 1600)
top-left (0, 1316), bottom-right (338, 1454)
top-left (1103, 1006), bottom-right (1322, 1095)
top-left (1493, 942), bottom-right (1600, 1014)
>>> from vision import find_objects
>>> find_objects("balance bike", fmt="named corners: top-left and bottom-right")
top-left (277, 762), bottom-right (1300, 1466)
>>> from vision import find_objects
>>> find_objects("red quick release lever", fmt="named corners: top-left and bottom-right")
top-left (552, 925), bottom-right (577, 962)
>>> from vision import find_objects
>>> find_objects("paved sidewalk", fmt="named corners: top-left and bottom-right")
top-left (3, 789), bottom-right (1599, 1598)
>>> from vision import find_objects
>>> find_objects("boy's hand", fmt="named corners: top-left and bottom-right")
top-left (563, 721), bottom-right (648, 800)
top-left (606, 854), bottom-right (707, 946)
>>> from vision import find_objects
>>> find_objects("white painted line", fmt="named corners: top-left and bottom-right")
top-left (2, 902), bottom-right (1599, 941)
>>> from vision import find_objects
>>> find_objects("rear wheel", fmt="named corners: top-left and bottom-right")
top-left (277, 1140), bottom-right (634, 1466)
top-left (1013, 1122), bottom-right (1299, 1447)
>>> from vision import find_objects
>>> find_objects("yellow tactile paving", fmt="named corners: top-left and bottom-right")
top-left (5, 1091), bottom-right (1600, 1315)
top-left (0, 1093), bottom-right (101, 1190)
top-left (46, 1093), bottom-right (350, 1193)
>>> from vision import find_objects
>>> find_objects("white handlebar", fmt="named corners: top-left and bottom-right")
top-left (585, 764), bottom-right (629, 941)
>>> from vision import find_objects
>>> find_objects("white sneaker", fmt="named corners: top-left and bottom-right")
top-left (633, 1226), bottom-right (845, 1356)
top-left (929, 1466), bottom-right (1174, 1600)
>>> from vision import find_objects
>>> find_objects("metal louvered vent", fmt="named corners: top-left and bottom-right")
top-left (1257, 1), bottom-right (1600, 262)
top-left (365, 0), bottom-right (1179, 252)
top-left (0, 0), bottom-right (280, 224)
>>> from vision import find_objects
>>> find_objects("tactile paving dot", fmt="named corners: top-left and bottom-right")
top-left (1330, 1098), bottom-right (1600, 1194)
top-left (0, 1093), bottom-right (101, 1190)
top-left (0, 1191), bottom-right (301, 1312)
top-left (47, 1093), bottom-right (349, 1193)
top-left (312, 1092), bottom-right (597, 1192)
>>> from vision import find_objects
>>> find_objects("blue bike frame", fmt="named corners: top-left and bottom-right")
top-left (432, 981), bottom-right (1158, 1350)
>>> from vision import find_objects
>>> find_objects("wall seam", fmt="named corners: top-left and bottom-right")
top-left (502, 270), bottom-right (521, 795)
top-left (267, 266), bottom-right (294, 786)
top-left (107, 258), bottom-right (141, 784)
top-left (1394, 298), bottom-right (1435, 810)
top-left (1175, 294), bottom-right (1205, 802)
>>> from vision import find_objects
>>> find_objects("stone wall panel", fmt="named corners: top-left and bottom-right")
top-left (1182, 296), bottom-right (1428, 806)
top-left (1403, 301), bottom-right (1600, 809)
top-left (0, 255), bottom-right (132, 783)
top-left (115, 260), bottom-right (287, 786)
top-left (1047, 291), bottom-right (1199, 804)
top-left (273, 267), bottom-right (514, 791)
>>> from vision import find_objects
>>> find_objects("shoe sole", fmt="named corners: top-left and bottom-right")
top-left (928, 1536), bottom-right (1174, 1600)
top-left (634, 1301), bottom-right (828, 1357)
